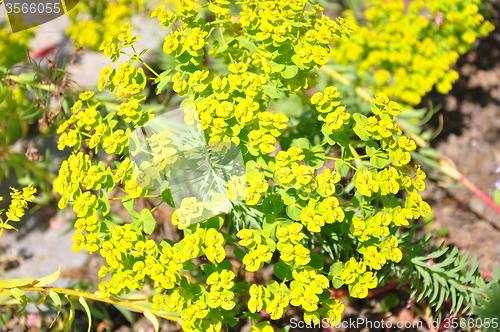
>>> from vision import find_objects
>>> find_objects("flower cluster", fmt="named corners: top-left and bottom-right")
top-left (66, 0), bottom-right (145, 50)
top-left (0, 26), bottom-right (34, 68)
top-left (0, 185), bottom-right (37, 237)
top-left (248, 274), bottom-right (343, 325)
top-left (330, 0), bottom-right (494, 105)
top-left (339, 257), bottom-right (378, 298)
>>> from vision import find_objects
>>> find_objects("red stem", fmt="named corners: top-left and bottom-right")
top-left (440, 159), bottom-right (500, 215)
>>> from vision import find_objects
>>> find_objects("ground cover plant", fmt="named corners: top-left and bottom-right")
top-left (0, 0), bottom-right (500, 331)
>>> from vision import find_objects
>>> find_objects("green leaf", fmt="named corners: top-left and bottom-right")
top-left (237, 37), bottom-right (259, 52)
top-left (380, 293), bottom-right (399, 312)
top-left (297, 138), bottom-right (312, 150)
top-left (309, 254), bottom-right (324, 270)
top-left (332, 278), bottom-right (344, 289)
top-left (365, 141), bottom-right (379, 156)
top-left (32, 264), bottom-right (61, 287)
top-left (18, 72), bottom-right (36, 83)
top-left (454, 293), bottom-right (464, 315)
top-left (353, 123), bottom-right (370, 141)
top-left (263, 214), bottom-right (277, 233)
top-left (353, 113), bottom-right (367, 124)
top-left (0, 308), bottom-right (5, 326)
top-left (281, 65), bottom-right (299, 79)
top-left (291, 54), bottom-right (303, 69)
top-left (450, 285), bottom-right (457, 314)
top-left (183, 260), bottom-right (196, 270)
top-left (448, 279), bottom-right (466, 293)
top-left (79, 296), bottom-right (92, 332)
top-left (141, 209), bottom-right (156, 235)
top-left (129, 210), bottom-right (141, 222)
top-left (266, 238), bottom-right (276, 252)
top-left (328, 262), bottom-right (343, 280)
top-left (269, 57), bottom-right (286, 72)
top-left (286, 204), bottom-right (301, 221)
top-left (201, 264), bottom-right (217, 277)
top-left (0, 278), bottom-right (34, 289)
top-left (128, 131), bottom-right (141, 157)
top-left (307, 149), bottom-right (325, 169)
top-left (276, 324), bottom-right (291, 332)
top-left (10, 288), bottom-right (28, 310)
top-left (215, 259), bottom-right (233, 271)
top-left (429, 277), bottom-right (440, 305)
top-left (370, 153), bottom-right (389, 168)
top-left (330, 133), bottom-right (350, 147)
top-left (335, 160), bottom-right (350, 177)
top-left (102, 193), bottom-right (111, 216)
top-left (206, 215), bottom-right (224, 230)
top-left (49, 290), bottom-right (61, 328)
top-left (63, 296), bottom-right (75, 332)
top-left (281, 190), bottom-right (296, 205)
top-left (215, 44), bottom-right (228, 55)
top-left (262, 85), bottom-right (284, 99)
top-left (243, 312), bottom-right (262, 321)
top-left (371, 102), bottom-right (384, 115)
top-left (267, 280), bottom-right (280, 293)
top-left (233, 246), bottom-right (246, 261)
top-left (274, 261), bottom-right (293, 281)
top-left (277, 217), bottom-right (293, 228)
top-left (135, 67), bottom-right (147, 90)
top-left (123, 197), bottom-right (135, 212)
top-left (263, 195), bottom-right (284, 215)
top-left (154, 69), bottom-right (172, 95)
top-left (161, 186), bottom-right (175, 208)
top-left (144, 310), bottom-right (159, 332)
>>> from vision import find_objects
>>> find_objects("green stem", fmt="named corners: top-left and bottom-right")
top-left (151, 201), bottom-right (163, 213)
top-left (349, 144), bottom-right (364, 169)
top-left (322, 154), bottom-right (369, 161)
top-left (108, 195), bottom-right (161, 201)
top-left (217, 24), bottom-right (235, 64)
top-left (312, 141), bottom-right (328, 152)
top-left (132, 45), bottom-right (160, 79)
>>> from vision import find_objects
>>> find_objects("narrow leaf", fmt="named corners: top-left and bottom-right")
top-left (79, 296), bottom-right (92, 332)
top-left (49, 290), bottom-right (62, 328)
top-left (144, 309), bottom-right (159, 332)
top-left (113, 304), bottom-right (135, 325)
top-left (36, 291), bottom-right (47, 307)
top-left (63, 296), bottom-right (75, 332)
top-left (32, 264), bottom-right (62, 287)
top-left (450, 286), bottom-right (457, 314)
top-left (10, 288), bottom-right (28, 310)
top-left (0, 278), bottom-right (34, 289)
top-left (0, 307), bottom-right (5, 325)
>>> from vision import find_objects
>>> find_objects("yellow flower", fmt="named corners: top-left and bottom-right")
top-left (259, 134), bottom-right (276, 154)
top-left (294, 244), bottom-right (311, 266)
